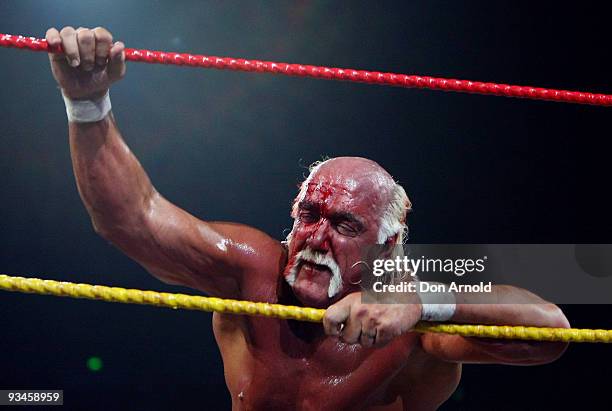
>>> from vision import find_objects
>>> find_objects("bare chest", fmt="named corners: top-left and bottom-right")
top-left (215, 314), bottom-right (419, 411)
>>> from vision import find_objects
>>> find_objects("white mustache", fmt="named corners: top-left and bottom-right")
top-left (286, 248), bottom-right (342, 298)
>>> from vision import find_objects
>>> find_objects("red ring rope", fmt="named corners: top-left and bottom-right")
top-left (1, 33), bottom-right (610, 106)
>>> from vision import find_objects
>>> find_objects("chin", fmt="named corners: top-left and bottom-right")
top-left (291, 282), bottom-right (333, 308)
top-left (291, 282), bottom-right (350, 309)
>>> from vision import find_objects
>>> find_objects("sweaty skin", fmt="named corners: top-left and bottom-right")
top-left (47, 26), bottom-right (570, 410)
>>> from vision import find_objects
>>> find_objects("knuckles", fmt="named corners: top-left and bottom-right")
top-left (355, 305), bottom-right (369, 319)
top-left (77, 29), bottom-right (95, 44)
top-left (355, 305), bottom-right (384, 322)
top-left (59, 26), bottom-right (75, 36)
top-left (94, 29), bottom-right (113, 45)
top-left (55, 26), bottom-right (114, 45)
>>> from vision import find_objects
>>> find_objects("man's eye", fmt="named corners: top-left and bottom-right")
top-left (299, 213), bottom-right (318, 223)
top-left (336, 222), bottom-right (358, 236)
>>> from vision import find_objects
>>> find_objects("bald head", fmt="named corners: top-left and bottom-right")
top-left (315, 157), bottom-right (394, 177)
top-left (290, 157), bottom-right (411, 244)
top-left (315, 157), bottom-right (397, 192)
top-left (301, 157), bottom-right (396, 215)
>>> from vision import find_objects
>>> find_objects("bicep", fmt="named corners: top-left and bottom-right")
top-left (101, 191), bottom-right (281, 298)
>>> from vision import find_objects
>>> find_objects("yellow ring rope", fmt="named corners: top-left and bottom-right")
top-left (1, 274), bottom-right (611, 343)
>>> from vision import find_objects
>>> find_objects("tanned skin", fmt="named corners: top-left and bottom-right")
top-left (47, 26), bottom-right (570, 410)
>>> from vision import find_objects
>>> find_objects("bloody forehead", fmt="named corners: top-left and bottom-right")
top-left (299, 178), bottom-right (383, 218)
top-left (305, 181), bottom-right (348, 198)
top-left (299, 201), bottom-right (366, 234)
top-left (303, 177), bottom-right (360, 205)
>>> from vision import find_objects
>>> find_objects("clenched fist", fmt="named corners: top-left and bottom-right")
top-left (323, 292), bottom-right (422, 348)
top-left (46, 26), bottom-right (126, 100)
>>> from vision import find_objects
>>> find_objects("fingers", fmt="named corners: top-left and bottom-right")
top-left (376, 323), bottom-right (404, 348)
top-left (48, 26), bottom-right (117, 70)
top-left (76, 28), bottom-right (95, 71)
top-left (323, 303), bottom-right (350, 337)
top-left (59, 26), bottom-right (79, 66)
top-left (45, 27), bottom-right (62, 65)
top-left (325, 301), bottom-right (378, 346)
top-left (325, 301), bottom-right (406, 347)
top-left (45, 27), bottom-right (61, 49)
top-left (93, 27), bottom-right (113, 67)
top-left (107, 41), bottom-right (126, 80)
top-left (341, 312), bottom-right (363, 344)
top-left (109, 41), bottom-right (125, 60)
top-left (360, 326), bottom-right (377, 348)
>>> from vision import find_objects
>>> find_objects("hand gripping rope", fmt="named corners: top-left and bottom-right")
top-left (1, 33), bottom-right (611, 106)
top-left (1, 274), bottom-right (611, 343)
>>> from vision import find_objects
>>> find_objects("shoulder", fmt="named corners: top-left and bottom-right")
top-left (208, 221), bottom-right (287, 262)
top-left (208, 221), bottom-right (288, 286)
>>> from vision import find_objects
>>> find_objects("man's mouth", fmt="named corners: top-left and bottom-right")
top-left (285, 248), bottom-right (343, 299)
top-left (300, 260), bottom-right (332, 274)
top-left (297, 261), bottom-right (333, 283)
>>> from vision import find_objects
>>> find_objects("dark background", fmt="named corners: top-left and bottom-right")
top-left (1, 1), bottom-right (610, 409)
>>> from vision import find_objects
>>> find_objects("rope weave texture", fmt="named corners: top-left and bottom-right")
top-left (1, 33), bottom-right (611, 106)
top-left (2, 274), bottom-right (611, 343)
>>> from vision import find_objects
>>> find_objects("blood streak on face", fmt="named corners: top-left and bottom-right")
top-left (283, 157), bottom-right (396, 308)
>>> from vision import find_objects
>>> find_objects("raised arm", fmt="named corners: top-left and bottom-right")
top-left (47, 26), bottom-right (284, 297)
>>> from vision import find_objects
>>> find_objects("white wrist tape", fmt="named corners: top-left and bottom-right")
top-left (416, 282), bottom-right (456, 322)
top-left (62, 91), bottom-right (112, 123)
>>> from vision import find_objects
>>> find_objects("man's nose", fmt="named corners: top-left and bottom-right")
top-left (307, 219), bottom-right (331, 251)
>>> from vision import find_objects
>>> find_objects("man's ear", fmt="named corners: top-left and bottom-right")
top-left (380, 233), bottom-right (399, 258)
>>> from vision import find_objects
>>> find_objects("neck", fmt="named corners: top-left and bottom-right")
top-left (278, 278), bottom-right (325, 342)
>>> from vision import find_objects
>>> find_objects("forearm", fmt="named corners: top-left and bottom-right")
top-left (69, 113), bottom-right (155, 234)
top-left (421, 285), bottom-right (569, 364)
top-left (452, 285), bottom-right (569, 328)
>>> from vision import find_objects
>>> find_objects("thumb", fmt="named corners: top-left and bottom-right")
top-left (107, 41), bottom-right (126, 81)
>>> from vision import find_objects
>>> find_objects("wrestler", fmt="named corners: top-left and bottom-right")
top-left (46, 26), bottom-right (569, 410)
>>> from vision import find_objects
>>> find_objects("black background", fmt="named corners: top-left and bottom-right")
top-left (0, 1), bottom-right (610, 410)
